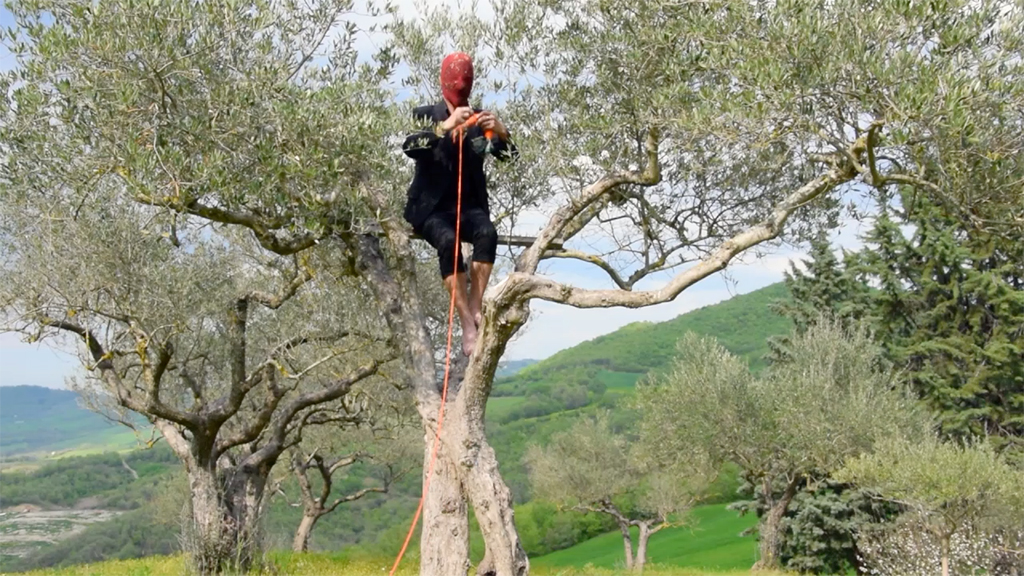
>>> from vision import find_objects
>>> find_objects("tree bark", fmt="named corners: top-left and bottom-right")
top-left (419, 438), bottom-right (471, 576)
top-left (186, 465), bottom-right (235, 576)
top-left (183, 456), bottom-right (271, 575)
top-left (293, 512), bottom-right (319, 552)
top-left (635, 523), bottom-right (652, 572)
top-left (752, 477), bottom-right (799, 571)
top-left (619, 522), bottom-right (635, 570)
top-left (940, 534), bottom-right (950, 576)
top-left (223, 463), bottom-right (269, 572)
top-left (463, 439), bottom-right (529, 576)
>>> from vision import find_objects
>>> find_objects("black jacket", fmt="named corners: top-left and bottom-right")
top-left (401, 101), bottom-right (518, 231)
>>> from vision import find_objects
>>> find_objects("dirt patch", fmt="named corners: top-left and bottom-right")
top-left (0, 508), bottom-right (122, 558)
top-left (2, 504), bottom-right (43, 514)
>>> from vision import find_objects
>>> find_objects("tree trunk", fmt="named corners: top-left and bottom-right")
top-left (940, 534), bottom-right (950, 576)
top-left (635, 523), bottom-right (653, 572)
top-left (463, 439), bottom-right (529, 576)
top-left (186, 465), bottom-right (235, 576)
top-left (184, 460), bottom-right (270, 575)
top-left (420, 436), bottom-right (471, 576)
top-left (223, 465), bottom-right (269, 572)
top-left (292, 512), bottom-right (319, 552)
top-left (352, 234), bottom-right (527, 575)
top-left (752, 477), bottom-right (799, 571)
top-left (619, 522), bottom-right (635, 570)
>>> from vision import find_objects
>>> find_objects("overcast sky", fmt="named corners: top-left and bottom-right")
top-left (0, 2), bottom-right (872, 389)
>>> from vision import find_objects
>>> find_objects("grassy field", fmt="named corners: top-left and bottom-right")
top-left (596, 370), bottom-right (643, 391)
top-left (2, 504), bottom-right (760, 576)
top-left (533, 504), bottom-right (758, 571)
top-left (485, 395), bottom-right (529, 422)
top-left (5, 554), bottom-right (779, 576)
top-left (6, 556), bottom-right (783, 576)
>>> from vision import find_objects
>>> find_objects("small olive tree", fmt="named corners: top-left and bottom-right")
top-left (634, 319), bottom-right (930, 569)
top-left (835, 437), bottom-right (1024, 576)
top-left (278, 409), bottom-right (420, 552)
top-left (525, 411), bottom-right (712, 572)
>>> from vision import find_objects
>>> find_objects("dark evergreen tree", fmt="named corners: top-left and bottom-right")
top-left (766, 231), bottom-right (870, 365)
top-left (848, 191), bottom-right (1024, 453)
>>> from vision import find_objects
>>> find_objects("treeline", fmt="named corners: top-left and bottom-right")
top-left (0, 446), bottom-right (178, 509)
top-left (3, 444), bottom-right (638, 571)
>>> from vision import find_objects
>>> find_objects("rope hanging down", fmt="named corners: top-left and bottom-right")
top-left (389, 119), bottom-right (474, 576)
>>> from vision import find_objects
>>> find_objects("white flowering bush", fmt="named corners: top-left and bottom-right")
top-left (857, 515), bottom-right (1024, 576)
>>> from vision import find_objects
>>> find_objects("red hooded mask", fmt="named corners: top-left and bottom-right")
top-left (440, 52), bottom-right (474, 107)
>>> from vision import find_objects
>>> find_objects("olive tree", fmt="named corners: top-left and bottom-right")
top-left (5, 0), bottom-right (1023, 574)
top-left (278, 407), bottom-right (420, 552)
top-left (0, 1), bottom-right (402, 573)
top-left (634, 320), bottom-right (930, 568)
top-left (383, 1), bottom-right (1023, 570)
top-left (525, 412), bottom-right (712, 572)
top-left (0, 189), bottom-right (395, 573)
top-left (835, 437), bottom-right (1024, 576)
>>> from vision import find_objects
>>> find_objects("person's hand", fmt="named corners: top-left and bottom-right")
top-left (441, 106), bottom-right (474, 131)
top-left (477, 111), bottom-right (508, 139)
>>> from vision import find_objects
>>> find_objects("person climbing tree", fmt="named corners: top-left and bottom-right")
top-left (401, 52), bottom-right (518, 356)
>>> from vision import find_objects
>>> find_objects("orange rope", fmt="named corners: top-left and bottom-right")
top-left (388, 127), bottom-right (466, 576)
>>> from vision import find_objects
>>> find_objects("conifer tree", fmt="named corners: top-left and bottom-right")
top-left (848, 191), bottom-right (1024, 452)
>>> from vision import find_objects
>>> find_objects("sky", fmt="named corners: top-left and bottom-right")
top-left (0, 1), bottom-right (873, 389)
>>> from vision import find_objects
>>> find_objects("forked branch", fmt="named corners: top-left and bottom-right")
top-left (503, 164), bottom-right (854, 309)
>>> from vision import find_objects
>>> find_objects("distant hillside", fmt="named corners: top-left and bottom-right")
top-left (495, 358), bottom-right (539, 378)
top-left (503, 281), bottom-right (790, 388)
top-left (486, 282), bottom-right (793, 501)
top-left (0, 386), bottom-right (143, 458)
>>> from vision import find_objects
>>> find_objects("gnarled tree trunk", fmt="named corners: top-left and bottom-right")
top-left (618, 522), bottom-right (635, 570)
top-left (634, 521), bottom-right (665, 572)
top-left (183, 454), bottom-right (272, 575)
top-left (752, 476), bottom-right (800, 571)
top-left (419, 435), bottom-right (471, 575)
top-left (353, 233), bottom-right (532, 575)
top-left (186, 465), bottom-right (236, 576)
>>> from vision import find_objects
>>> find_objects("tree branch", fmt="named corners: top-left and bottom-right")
top-left (499, 164), bottom-right (853, 309)
top-left (248, 255), bottom-right (314, 310)
top-left (322, 486), bottom-right (388, 515)
top-left (243, 359), bottom-right (384, 468)
top-left (544, 250), bottom-right (630, 289)
top-left (36, 316), bottom-right (198, 427)
top-left (352, 234), bottom-right (441, 410)
top-left (517, 127), bottom-right (662, 273)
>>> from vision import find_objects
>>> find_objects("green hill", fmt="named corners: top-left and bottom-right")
top-left (0, 386), bottom-right (144, 459)
top-left (494, 282), bottom-right (790, 396)
top-left (532, 503), bottom-right (759, 571)
top-left (486, 282), bottom-right (792, 501)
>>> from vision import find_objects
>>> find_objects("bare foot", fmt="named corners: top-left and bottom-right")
top-left (462, 324), bottom-right (478, 357)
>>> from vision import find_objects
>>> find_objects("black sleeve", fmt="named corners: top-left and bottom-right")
top-left (402, 130), bottom-right (442, 160)
top-left (401, 106), bottom-right (447, 160)
top-left (490, 132), bottom-right (519, 162)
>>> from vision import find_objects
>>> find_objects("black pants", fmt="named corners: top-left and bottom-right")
top-left (418, 207), bottom-right (498, 279)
